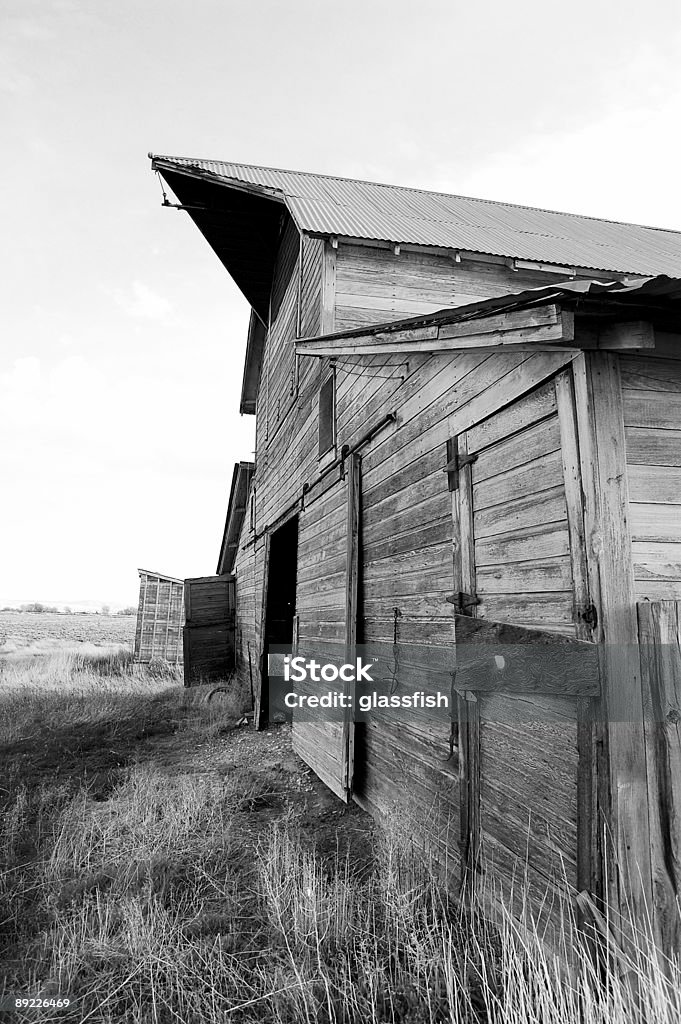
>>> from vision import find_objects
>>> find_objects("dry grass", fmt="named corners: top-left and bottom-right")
top-left (1, 650), bottom-right (680, 1023)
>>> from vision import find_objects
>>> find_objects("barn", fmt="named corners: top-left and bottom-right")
top-left (150, 155), bottom-right (681, 954)
top-left (133, 568), bottom-right (184, 664)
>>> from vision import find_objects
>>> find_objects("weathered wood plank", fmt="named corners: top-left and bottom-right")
top-left (637, 601), bottom-right (681, 955)
top-left (475, 523), bottom-right (570, 566)
top-left (623, 392), bottom-right (681, 430)
top-left (624, 427), bottom-right (681, 467)
top-left (573, 351), bottom-right (654, 942)
top-left (454, 614), bottom-right (599, 696)
top-left (473, 448), bottom-right (564, 511)
top-left (628, 465), bottom-right (681, 505)
top-left (466, 377), bottom-right (558, 453)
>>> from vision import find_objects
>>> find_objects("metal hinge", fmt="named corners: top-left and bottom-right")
top-left (446, 591), bottom-right (481, 614)
top-left (444, 437), bottom-right (478, 491)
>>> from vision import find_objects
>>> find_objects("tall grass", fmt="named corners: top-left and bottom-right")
top-left (1, 650), bottom-right (680, 1022)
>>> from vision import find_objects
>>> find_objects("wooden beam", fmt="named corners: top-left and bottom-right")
top-left (572, 351), bottom-right (654, 947)
top-left (296, 305), bottom-right (576, 357)
top-left (453, 614), bottom-right (600, 696)
top-left (437, 305), bottom-right (561, 340)
top-left (342, 453), bottom-right (361, 799)
top-left (637, 600), bottom-right (681, 956)
top-left (254, 533), bottom-right (271, 731)
top-left (555, 368), bottom-right (600, 902)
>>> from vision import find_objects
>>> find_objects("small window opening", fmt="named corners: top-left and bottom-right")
top-left (318, 372), bottom-right (336, 457)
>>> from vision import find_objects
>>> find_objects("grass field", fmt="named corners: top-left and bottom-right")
top-left (1, 649), bottom-right (679, 1023)
top-left (0, 612), bottom-right (136, 659)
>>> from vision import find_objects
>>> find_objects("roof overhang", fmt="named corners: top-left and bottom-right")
top-left (151, 156), bottom-right (299, 416)
top-left (295, 276), bottom-right (681, 357)
top-left (151, 156), bottom-right (290, 325)
top-left (217, 462), bottom-right (255, 575)
top-left (137, 568), bottom-right (184, 585)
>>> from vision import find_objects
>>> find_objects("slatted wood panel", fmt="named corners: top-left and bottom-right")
top-left (133, 572), bottom-right (184, 664)
top-left (458, 371), bottom-right (586, 941)
top-left (622, 354), bottom-right (681, 601)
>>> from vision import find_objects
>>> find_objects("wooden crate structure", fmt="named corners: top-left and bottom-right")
top-left (133, 569), bottom-right (184, 664)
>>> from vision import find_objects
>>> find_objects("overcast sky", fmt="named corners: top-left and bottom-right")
top-left (2, 0), bottom-right (681, 609)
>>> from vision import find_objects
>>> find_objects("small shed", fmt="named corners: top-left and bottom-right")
top-left (133, 569), bottom-right (185, 664)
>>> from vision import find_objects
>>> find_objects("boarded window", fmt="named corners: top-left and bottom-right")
top-left (319, 373), bottom-right (336, 456)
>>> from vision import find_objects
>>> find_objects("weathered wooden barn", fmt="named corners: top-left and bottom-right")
top-left (133, 568), bottom-right (184, 664)
top-left (150, 155), bottom-right (681, 953)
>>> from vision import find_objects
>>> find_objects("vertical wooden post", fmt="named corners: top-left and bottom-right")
top-left (449, 432), bottom-right (482, 891)
top-left (254, 533), bottom-right (271, 731)
top-left (555, 370), bottom-right (600, 902)
top-left (343, 452), bottom-right (361, 799)
top-left (572, 351), bottom-right (654, 942)
top-left (638, 600), bottom-right (681, 955)
top-left (320, 240), bottom-right (337, 337)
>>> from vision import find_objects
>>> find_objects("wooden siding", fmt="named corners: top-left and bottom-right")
top-left (294, 481), bottom-right (350, 797)
top-left (622, 351), bottom-right (681, 601)
top-left (458, 376), bottom-right (584, 941)
top-left (334, 244), bottom-right (571, 333)
top-left (234, 237), bottom-right (583, 892)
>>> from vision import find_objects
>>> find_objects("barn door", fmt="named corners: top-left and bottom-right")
top-left (291, 453), bottom-right (360, 802)
top-left (183, 575), bottom-right (236, 686)
top-left (450, 368), bottom-right (600, 930)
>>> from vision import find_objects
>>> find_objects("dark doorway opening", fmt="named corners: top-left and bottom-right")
top-left (262, 515), bottom-right (299, 723)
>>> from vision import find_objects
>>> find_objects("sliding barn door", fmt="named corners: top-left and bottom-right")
top-left (292, 454), bottom-right (360, 802)
top-left (451, 368), bottom-right (600, 938)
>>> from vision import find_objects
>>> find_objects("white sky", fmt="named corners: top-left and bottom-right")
top-left (2, 0), bottom-right (681, 609)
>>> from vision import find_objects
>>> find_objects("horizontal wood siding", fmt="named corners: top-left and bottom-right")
top-left (622, 354), bottom-right (681, 601)
top-left (335, 244), bottom-right (571, 332)
top-left (237, 236), bottom-right (581, 887)
top-left (463, 378), bottom-right (580, 939)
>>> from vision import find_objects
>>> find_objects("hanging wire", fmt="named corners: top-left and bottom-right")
top-left (389, 607), bottom-right (402, 695)
top-left (332, 364), bottom-right (405, 382)
top-left (155, 170), bottom-right (170, 205)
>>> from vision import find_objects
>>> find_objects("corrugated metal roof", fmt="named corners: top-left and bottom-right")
top-left (150, 154), bottom-right (681, 277)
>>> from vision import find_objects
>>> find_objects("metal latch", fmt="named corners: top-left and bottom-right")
top-left (579, 603), bottom-right (599, 630)
top-left (446, 591), bottom-right (481, 614)
top-left (444, 437), bottom-right (478, 491)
